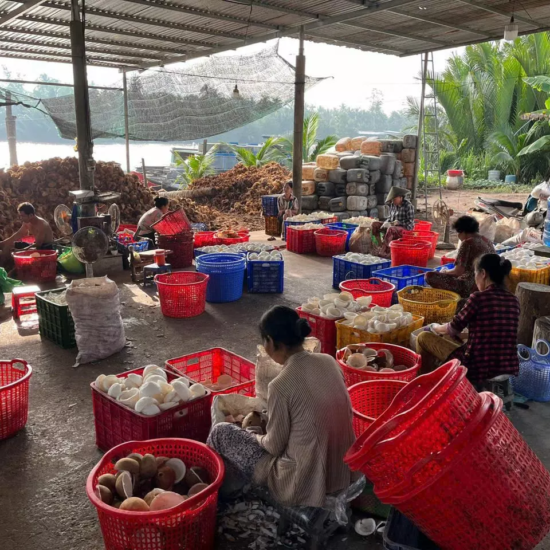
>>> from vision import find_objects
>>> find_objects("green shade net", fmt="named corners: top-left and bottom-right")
top-left (40, 44), bottom-right (325, 142)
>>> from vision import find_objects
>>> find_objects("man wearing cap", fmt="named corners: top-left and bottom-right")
top-left (371, 187), bottom-right (415, 258)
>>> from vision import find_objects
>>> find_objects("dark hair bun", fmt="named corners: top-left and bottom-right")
top-left (296, 318), bottom-right (312, 338)
top-left (500, 258), bottom-right (512, 276)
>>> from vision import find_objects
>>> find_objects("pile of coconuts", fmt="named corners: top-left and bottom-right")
top-left (95, 452), bottom-right (210, 512)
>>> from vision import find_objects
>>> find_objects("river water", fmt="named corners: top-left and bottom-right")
top-left (0, 141), bottom-right (196, 170)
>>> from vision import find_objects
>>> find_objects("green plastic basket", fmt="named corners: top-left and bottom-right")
top-left (35, 288), bottom-right (76, 348)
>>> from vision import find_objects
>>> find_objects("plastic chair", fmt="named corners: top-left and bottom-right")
top-left (256, 477), bottom-right (366, 549)
top-left (484, 375), bottom-right (513, 411)
top-left (143, 263), bottom-right (172, 286)
top-left (11, 285), bottom-right (40, 319)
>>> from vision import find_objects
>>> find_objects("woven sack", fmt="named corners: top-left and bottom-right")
top-left (314, 168), bottom-right (328, 182)
top-left (302, 163), bottom-right (316, 180)
top-left (401, 148), bottom-right (416, 163)
top-left (328, 168), bottom-right (347, 184)
top-left (351, 136), bottom-right (366, 151)
top-left (403, 162), bottom-right (415, 177)
top-left (403, 134), bottom-right (418, 148)
top-left (316, 154), bottom-right (339, 170)
top-left (361, 141), bottom-right (381, 155)
top-left (335, 137), bottom-right (352, 152)
top-left (347, 169), bottom-right (369, 183)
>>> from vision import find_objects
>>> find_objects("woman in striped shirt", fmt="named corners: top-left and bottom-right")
top-left (207, 306), bottom-right (355, 507)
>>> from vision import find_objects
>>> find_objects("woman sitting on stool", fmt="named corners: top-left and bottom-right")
top-left (426, 215), bottom-right (495, 298)
top-left (416, 253), bottom-right (520, 389)
top-left (208, 305), bottom-right (355, 507)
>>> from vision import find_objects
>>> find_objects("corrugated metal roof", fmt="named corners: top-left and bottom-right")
top-left (0, 0), bottom-right (548, 70)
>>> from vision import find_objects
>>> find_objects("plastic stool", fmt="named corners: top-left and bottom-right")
top-left (143, 263), bottom-right (171, 287)
top-left (485, 374), bottom-right (514, 411)
top-left (11, 284), bottom-right (40, 319)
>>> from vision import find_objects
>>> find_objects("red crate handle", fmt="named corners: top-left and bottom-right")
top-left (86, 438), bottom-right (225, 516)
top-left (0, 359), bottom-right (32, 390)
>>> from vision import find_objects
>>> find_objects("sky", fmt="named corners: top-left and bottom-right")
top-left (0, 37), bottom-right (463, 114)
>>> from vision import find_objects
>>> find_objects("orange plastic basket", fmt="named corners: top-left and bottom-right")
top-left (389, 240), bottom-right (430, 267)
top-left (349, 380), bottom-right (407, 437)
top-left (0, 359), bottom-right (32, 440)
top-left (398, 286), bottom-right (460, 324)
top-left (336, 343), bottom-right (421, 387)
top-left (86, 438), bottom-right (224, 550)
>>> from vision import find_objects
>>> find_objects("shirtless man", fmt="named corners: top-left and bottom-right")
top-left (0, 202), bottom-right (54, 268)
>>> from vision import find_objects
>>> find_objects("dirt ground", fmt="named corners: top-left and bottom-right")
top-left (1, 220), bottom-right (549, 550)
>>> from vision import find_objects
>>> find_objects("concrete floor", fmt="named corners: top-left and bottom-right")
top-left (0, 231), bottom-right (549, 550)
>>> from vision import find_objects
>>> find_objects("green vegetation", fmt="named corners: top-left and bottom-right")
top-left (174, 151), bottom-right (216, 187)
top-left (226, 137), bottom-right (287, 167)
top-left (416, 33), bottom-right (550, 185)
top-left (462, 179), bottom-right (532, 193)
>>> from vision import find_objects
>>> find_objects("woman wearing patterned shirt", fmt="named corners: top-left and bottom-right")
top-left (277, 181), bottom-right (299, 223)
top-left (207, 306), bottom-right (355, 507)
top-left (426, 215), bottom-right (495, 298)
top-left (416, 253), bottom-right (520, 387)
top-left (371, 186), bottom-right (415, 258)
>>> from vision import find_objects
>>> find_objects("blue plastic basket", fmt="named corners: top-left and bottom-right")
top-left (372, 265), bottom-right (434, 290)
top-left (195, 253), bottom-right (246, 303)
top-left (261, 195), bottom-right (279, 217)
top-left (497, 245), bottom-right (516, 254)
top-left (332, 255), bottom-right (391, 289)
top-left (326, 222), bottom-right (358, 251)
top-left (513, 342), bottom-right (550, 402)
top-left (194, 248), bottom-right (246, 259)
top-left (247, 254), bottom-right (284, 293)
top-left (434, 263), bottom-right (455, 272)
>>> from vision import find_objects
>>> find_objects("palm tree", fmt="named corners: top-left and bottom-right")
top-left (228, 136), bottom-right (286, 167)
top-left (174, 151), bottom-right (216, 188)
top-left (281, 112), bottom-right (338, 163)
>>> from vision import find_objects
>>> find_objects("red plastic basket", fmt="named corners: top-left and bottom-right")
top-left (166, 348), bottom-right (255, 396)
top-left (413, 220), bottom-right (432, 231)
top-left (157, 233), bottom-right (194, 269)
top-left (314, 228), bottom-right (347, 257)
top-left (155, 272), bottom-right (209, 318)
top-left (118, 224), bottom-right (138, 233)
top-left (390, 239), bottom-right (430, 267)
top-left (20, 236), bottom-right (35, 244)
top-left (339, 278), bottom-right (395, 307)
top-left (0, 359), bottom-right (32, 440)
top-left (13, 250), bottom-right (57, 282)
top-left (91, 367), bottom-right (212, 451)
top-left (86, 438), bottom-right (224, 550)
top-left (345, 361), bottom-right (483, 491)
top-left (151, 209), bottom-right (192, 236)
top-left (296, 307), bottom-right (339, 356)
top-left (194, 231), bottom-right (217, 248)
top-left (402, 230), bottom-right (439, 259)
top-left (213, 231), bottom-right (250, 246)
top-left (286, 227), bottom-right (318, 254)
top-left (349, 380), bottom-right (407, 438)
top-left (336, 343), bottom-right (421, 387)
top-left (440, 254), bottom-right (455, 265)
top-left (382, 393), bottom-right (550, 550)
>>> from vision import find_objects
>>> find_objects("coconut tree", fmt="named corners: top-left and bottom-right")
top-left (228, 136), bottom-right (287, 167)
top-left (175, 151), bottom-right (216, 188)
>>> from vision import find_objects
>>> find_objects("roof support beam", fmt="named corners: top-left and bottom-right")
top-left (119, 0), bottom-right (279, 30)
top-left (0, 0), bottom-right (48, 26)
top-left (0, 43), bottom-right (141, 65)
top-left (454, 0), bottom-right (537, 26)
top-left (219, 0), bottom-right (319, 20)
top-left (0, 50), bottom-right (133, 68)
top-left (2, 25), bottom-right (191, 54)
top-left (388, 9), bottom-right (493, 37)
top-left (43, 1), bottom-right (248, 39)
top-left (306, 33), bottom-right (404, 55)
top-left (0, 35), bottom-right (167, 59)
top-left (20, 14), bottom-right (219, 48)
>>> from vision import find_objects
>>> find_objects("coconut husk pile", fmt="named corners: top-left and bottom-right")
top-left (0, 158), bottom-right (289, 238)
top-left (175, 162), bottom-right (290, 231)
top-left (0, 157), bottom-right (154, 239)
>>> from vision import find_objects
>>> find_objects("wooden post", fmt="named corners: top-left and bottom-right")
top-left (141, 158), bottom-right (148, 188)
top-left (123, 70), bottom-right (130, 173)
top-left (292, 26), bottom-right (305, 212)
top-left (5, 91), bottom-right (17, 166)
top-left (516, 283), bottom-right (550, 345)
top-left (70, 0), bottom-right (95, 217)
top-left (413, 51), bottom-right (428, 208)
top-left (202, 139), bottom-right (208, 155)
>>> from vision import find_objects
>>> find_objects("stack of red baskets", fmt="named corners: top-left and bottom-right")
top-left (286, 226), bottom-right (317, 254)
top-left (345, 361), bottom-right (550, 550)
top-left (402, 229), bottom-right (439, 259)
top-left (152, 209), bottom-right (194, 268)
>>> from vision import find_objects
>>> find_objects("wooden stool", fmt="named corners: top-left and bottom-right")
top-left (130, 248), bottom-right (173, 283)
top-left (11, 285), bottom-right (40, 319)
top-left (143, 263), bottom-right (172, 287)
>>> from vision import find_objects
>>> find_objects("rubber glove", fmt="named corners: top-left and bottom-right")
top-left (381, 220), bottom-right (391, 230)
